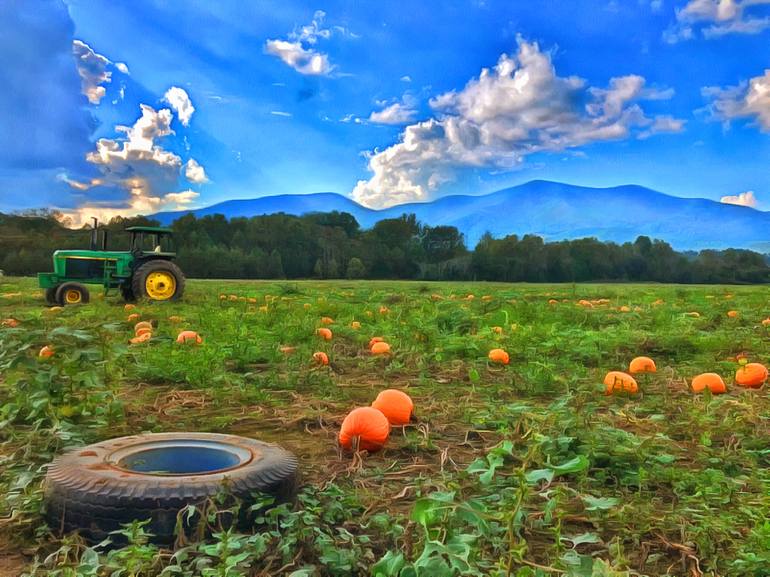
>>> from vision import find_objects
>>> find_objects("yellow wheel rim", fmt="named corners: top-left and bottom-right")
top-left (145, 271), bottom-right (176, 300)
top-left (64, 289), bottom-right (82, 304)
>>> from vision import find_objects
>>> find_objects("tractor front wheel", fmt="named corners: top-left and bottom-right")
top-left (55, 282), bottom-right (90, 306)
top-left (131, 260), bottom-right (185, 302)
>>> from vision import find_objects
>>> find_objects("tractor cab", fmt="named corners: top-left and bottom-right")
top-left (38, 219), bottom-right (186, 306)
top-left (126, 226), bottom-right (176, 257)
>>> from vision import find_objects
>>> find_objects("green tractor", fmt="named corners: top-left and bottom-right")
top-left (38, 219), bottom-right (186, 306)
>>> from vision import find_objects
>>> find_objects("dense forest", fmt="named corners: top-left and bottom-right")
top-left (1, 210), bottom-right (769, 283)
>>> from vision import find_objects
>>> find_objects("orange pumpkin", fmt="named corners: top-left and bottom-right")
top-left (317, 328), bottom-right (333, 340)
top-left (735, 363), bottom-right (768, 388)
top-left (279, 345), bottom-right (296, 355)
top-left (371, 341), bottom-right (391, 355)
top-left (39, 345), bottom-right (54, 359)
top-left (124, 304), bottom-right (136, 311)
top-left (134, 321), bottom-right (153, 333)
top-left (135, 327), bottom-right (153, 338)
top-left (176, 330), bottom-right (202, 344)
top-left (578, 300), bottom-right (593, 308)
top-left (761, 318), bottom-right (770, 326)
top-left (727, 310), bottom-right (739, 318)
top-left (603, 371), bottom-right (638, 395)
top-left (321, 316), bottom-right (334, 325)
top-left (1, 318), bottom-right (20, 328)
top-left (368, 336), bottom-right (384, 349)
top-left (619, 305), bottom-right (631, 313)
top-left (372, 389), bottom-right (413, 425)
top-left (313, 351), bottom-right (329, 365)
top-left (652, 299), bottom-right (664, 306)
top-left (379, 306), bottom-right (390, 314)
top-left (339, 407), bottom-right (390, 452)
top-left (488, 348), bottom-right (509, 365)
top-left (629, 356), bottom-right (656, 374)
top-left (492, 326), bottom-right (503, 334)
top-left (691, 373), bottom-right (727, 394)
top-left (130, 332), bottom-right (152, 345)
top-left (127, 313), bottom-right (140, 322)
top-left (350, 321), bottom-right (361, 330)
top-left (548, 299), bottom-right (558, 305)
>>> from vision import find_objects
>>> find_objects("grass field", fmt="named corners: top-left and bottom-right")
top-left (1, 277), bottom-right (769, 577)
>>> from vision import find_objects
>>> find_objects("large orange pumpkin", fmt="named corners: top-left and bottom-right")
top-left (603, 371), bottom-right (638, 395)
top-left (371, 341), bottom-right (391, 355)
top-left (135, 327), bottom-right (153, 338)
top-left (735, 363), bottom-right (768, 388)
top-left (339, 407), bottom-right (390, 452)
top-left (317, 328), bottom-right (333, 340)
top-left (176, 330), bottom-right (202, 344)
top-left (312, 351), bottom-right (329, 366)
top-left (488, 348), bottom-right (509, 365)
top-left (629, 356), bottom-right (656, 374)
top-left (368, 336), bottom-right (384, 349)
top-left (372, 389), bottom-right (413, 425)
top-left (691, 373), bottom-right (727, 394)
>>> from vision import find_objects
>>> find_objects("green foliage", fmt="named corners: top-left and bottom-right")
top-left (1, 277), bottom-right (769, 576)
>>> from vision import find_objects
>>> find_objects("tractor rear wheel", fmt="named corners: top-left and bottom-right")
top-left (55, 282), bottom-right (90, 306)
top-left (131, 260), bottom-right (185, 302)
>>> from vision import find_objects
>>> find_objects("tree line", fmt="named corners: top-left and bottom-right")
top-left (1, 210), bottom-right (769, 284)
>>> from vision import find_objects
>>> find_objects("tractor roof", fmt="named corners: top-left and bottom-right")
top-left (125, 226), bottom-right (173, 234)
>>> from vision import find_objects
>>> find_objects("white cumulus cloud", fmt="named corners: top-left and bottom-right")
top-left (184, 158), bottom-right (208, 183)
top-left (721, 191), bottom-right (757, 207)
top-left (702, 69), bottom-right (770, 131)
top-left (63, 104), bottom-right (207, 225)
top-left (72, 40), bottom-right (111, 104)
top-left (265, 10), bottom-right (335, 76)
top-left (369, 95), bottom-right (418, 125)
top-left (664, 0), bottom-right (770, 42)
top-left (163, 86), bottom-right (195, 126)
top-left (352, 38), bottom-right (683, 208)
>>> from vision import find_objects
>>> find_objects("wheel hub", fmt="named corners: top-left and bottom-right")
top-left (64, 289), bottom-right (82, 304)
top-left (145, 271), bottom-right (176, 300)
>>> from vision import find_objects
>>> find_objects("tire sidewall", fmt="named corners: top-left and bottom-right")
top-left (55, 282), bottom-right (90, 305)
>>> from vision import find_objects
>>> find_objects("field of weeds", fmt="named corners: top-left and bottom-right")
top-left (1, 277), bottom-right (769, 576)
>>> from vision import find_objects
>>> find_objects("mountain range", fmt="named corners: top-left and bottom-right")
top-left (152, 180), bottom-right (770, 251)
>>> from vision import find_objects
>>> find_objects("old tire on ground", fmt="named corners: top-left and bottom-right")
top-left (45, 432), bottom-right (298, 543)
top-left (55, 282), bottom-right (90, 305)
top-left (131, 260), bottom-right (185, 302)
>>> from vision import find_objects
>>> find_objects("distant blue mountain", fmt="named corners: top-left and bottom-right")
top-left (152, 181), bottom-right (770, 251)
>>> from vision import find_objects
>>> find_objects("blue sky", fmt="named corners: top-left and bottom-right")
top-left (1, 0), bottom-right (769, 223)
